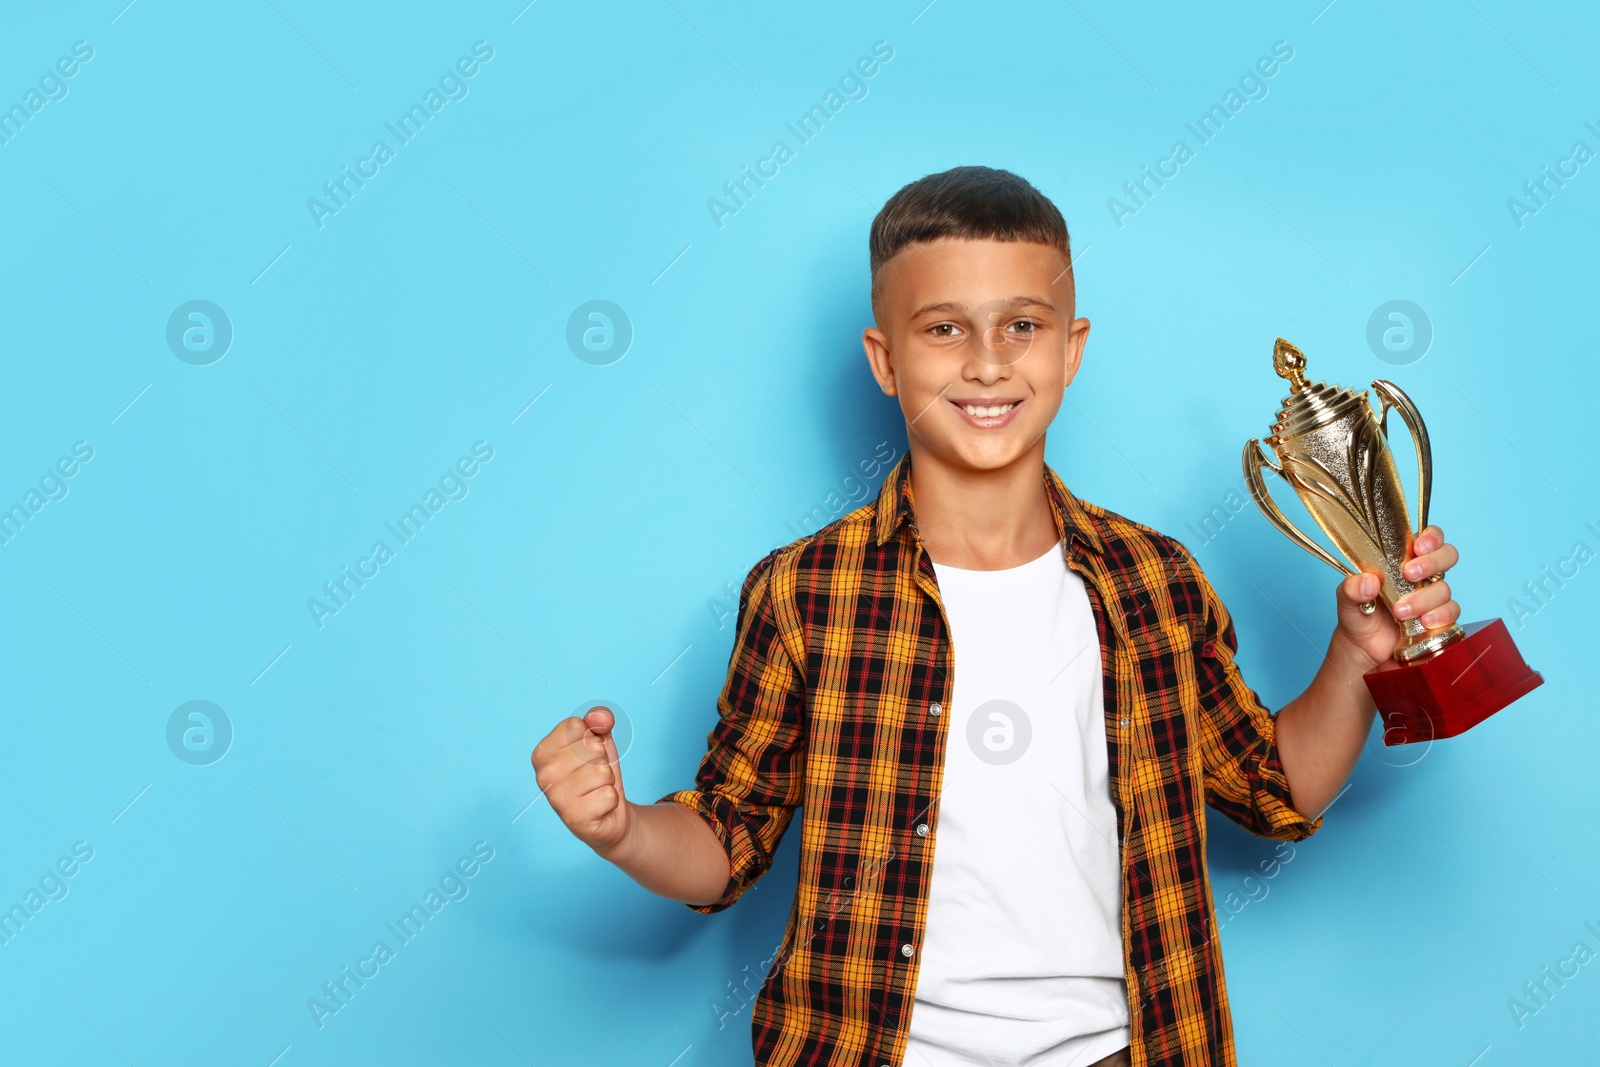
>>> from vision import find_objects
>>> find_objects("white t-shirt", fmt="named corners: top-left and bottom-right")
top-left (904, 540), bottom-right (1129, 1067)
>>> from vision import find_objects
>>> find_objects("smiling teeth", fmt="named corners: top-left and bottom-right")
top-left (963, 403), bottom-right (1015, 418)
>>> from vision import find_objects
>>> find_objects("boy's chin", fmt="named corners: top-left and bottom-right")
top-left (916, 434), bottom-right (1041, 473)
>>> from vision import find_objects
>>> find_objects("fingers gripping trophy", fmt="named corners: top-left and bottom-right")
top-left (1242, 338), bottom-right (1544, 745)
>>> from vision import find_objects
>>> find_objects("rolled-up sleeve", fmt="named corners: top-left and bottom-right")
top-left (1187, 558), bottom-right (1322, 842)
top-left (655, 548), bottom-right (807, 914)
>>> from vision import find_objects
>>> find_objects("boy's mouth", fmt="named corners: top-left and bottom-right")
top-left (949, 396), bottom-right (1023, 428)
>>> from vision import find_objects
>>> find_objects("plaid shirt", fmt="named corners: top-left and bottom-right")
top-left (658, 454), bottom-right (1323, 1067)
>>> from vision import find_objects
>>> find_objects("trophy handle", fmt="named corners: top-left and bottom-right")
top-left (1371, 380), bottom-right (1432, 535)
top-left (1242, 437), bottom-right (1355, 578)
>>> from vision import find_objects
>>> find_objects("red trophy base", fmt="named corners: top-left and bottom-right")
top-left (1363, 618), bottom-right (1543, 746)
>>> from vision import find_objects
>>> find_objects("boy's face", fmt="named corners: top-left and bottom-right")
top-left (862, 236), bottom-right (1089, 476)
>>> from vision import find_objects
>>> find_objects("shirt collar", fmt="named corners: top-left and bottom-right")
top-left (871, 452), bottom-right (1105, 556)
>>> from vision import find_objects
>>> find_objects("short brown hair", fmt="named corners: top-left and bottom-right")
top-left (868, 165), bottom-right (1073, 312)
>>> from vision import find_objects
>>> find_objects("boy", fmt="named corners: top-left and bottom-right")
top-left (532, 166), bottom-right (1462, 1067)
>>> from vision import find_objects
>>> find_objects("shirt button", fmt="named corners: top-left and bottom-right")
top-left (901, 943), bottom-right (915, 958)
top-left (929, 702), bottom-right (942, 716)
top-left (1120, 717), bottom-right (1130, 728)
top-left (916, 823), bottom-right (930, 836)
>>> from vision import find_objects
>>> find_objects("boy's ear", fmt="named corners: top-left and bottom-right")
top-left (1061, 316), bottom-right (1091, 391)
top-left (862, 326), bottom-right (898, 397)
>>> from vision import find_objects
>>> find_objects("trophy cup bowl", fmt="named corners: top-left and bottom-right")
top-left (1242, 338), bottom-right (1543, 745)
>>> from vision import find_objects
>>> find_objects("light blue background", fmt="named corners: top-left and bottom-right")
top-left (1, 1), bottom-right (1595, 1064)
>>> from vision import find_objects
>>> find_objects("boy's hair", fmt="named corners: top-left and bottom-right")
top-left (868, 165), bottom-right (1073, 316)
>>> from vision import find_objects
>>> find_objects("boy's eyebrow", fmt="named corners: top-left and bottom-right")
top-left (908, 295), bottom-right (1056, 319)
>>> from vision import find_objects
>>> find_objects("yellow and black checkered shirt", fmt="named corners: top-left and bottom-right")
top-left (658, 453), bottom-right (1323, 1067)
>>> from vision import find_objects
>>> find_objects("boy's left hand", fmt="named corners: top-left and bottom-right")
top-left (1333, 524), bottom-right (1461, 672)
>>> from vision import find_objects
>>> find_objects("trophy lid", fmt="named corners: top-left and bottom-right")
top-left (1267, 338), bottom-right (1369, 446)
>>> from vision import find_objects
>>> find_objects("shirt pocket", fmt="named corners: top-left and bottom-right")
top-left (1121, 617), bottom-right (1194, 717)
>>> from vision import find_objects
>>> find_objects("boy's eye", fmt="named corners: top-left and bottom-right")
top-left (930, 323), bottom-right (960, 337)
top-left (1010, 320), bottom-right (1037, 334)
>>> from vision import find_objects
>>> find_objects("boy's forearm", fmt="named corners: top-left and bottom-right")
top-left (1274, 631), bottom-right (1379, 820)
top-left (595, 800), bottom-right (733, 907)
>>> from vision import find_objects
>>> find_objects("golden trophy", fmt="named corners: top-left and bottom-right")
top-left (1242, 338), bottom-right (1543, 744)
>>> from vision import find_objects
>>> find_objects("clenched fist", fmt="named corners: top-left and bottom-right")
top-left (532, 706), bottom-right (633, 856)
top-left (1332, 524), bottom-right (1461, 672)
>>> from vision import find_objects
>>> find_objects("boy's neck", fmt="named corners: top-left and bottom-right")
top-left (906, 439), bottom-right (1059, 571)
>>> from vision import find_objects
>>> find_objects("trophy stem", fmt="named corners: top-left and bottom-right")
top-left (1393, 616), bottom-right (1466, 664)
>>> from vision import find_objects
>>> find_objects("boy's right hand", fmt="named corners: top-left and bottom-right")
top-left (532, 706), bottom-right (632, 856)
